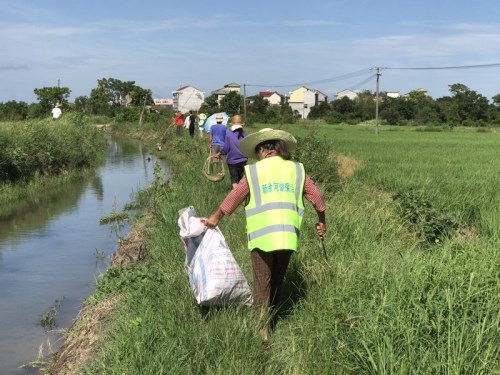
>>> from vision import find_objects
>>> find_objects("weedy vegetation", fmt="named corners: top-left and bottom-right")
top-left (0, 118), bottom-right (107, 206)
top-left (40, 299), bottom-right (61, 332)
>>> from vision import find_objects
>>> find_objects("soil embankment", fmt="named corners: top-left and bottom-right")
top-left (47, 221), bottom-right (147, 374)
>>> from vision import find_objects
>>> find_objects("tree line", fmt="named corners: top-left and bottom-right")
top-left (1, 78), bottom-right (499, 127)
top-left (308, 83), bottom-right (500, 127)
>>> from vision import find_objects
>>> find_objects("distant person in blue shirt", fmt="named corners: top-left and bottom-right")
top-left (209, 113), bottom-right (227, 155)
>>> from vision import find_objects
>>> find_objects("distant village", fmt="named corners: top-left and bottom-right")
top-left (154, 83), bottom-right (428, 119)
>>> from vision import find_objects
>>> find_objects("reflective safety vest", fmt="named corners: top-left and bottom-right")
top-left (244, 157), bottom-right (305, 252)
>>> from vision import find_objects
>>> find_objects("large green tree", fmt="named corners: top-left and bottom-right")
top-left (380, 97), bottom-right (402, 125)
top-left (307, 101), bottom-right (332, 119)
top-left (33, 86), bottom-right (71, 114)
top-left (199, 94), bottom-right (220, 115)
top-left (354, 90), bottom-right (376, 121)
top-left (219, 91), bottom-right (243, 116)
top-left (247, 95), bottom-right (269, 116)
top-left (448, 83), bottom-right (489, 125)
top-left (87, 78), bottom-right (153, 116)
top-left (0, 100), bottom-right (29, 121)
top-left (73, 95), bottom-right (89, 113)
top-left (332, 96), bottom-right (355, 115)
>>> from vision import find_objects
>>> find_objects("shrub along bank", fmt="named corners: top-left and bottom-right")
top-left (0, 118), bottom-right (107, 208)
top-left (49, 123), bottom-right (499, 374)
top-left (0, 118), bottom-right (106, 183)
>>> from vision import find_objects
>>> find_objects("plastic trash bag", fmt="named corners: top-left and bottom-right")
top-left (178, 206), bottom-right (253, 306)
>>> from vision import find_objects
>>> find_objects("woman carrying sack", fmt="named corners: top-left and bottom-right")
top-left (205, 128), bottom-right (326, 344)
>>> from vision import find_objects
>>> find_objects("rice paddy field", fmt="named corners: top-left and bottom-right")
top-left (58, 123), bottom-right (499, 374)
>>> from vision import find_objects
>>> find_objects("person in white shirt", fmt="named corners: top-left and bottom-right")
top-left (51, 103), bottom-right (62, 121)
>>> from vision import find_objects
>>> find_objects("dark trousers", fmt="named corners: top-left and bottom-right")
top-left (228, 162), bottom-right (246, 184)
top-left (250, 249), bottom-right (293, 323)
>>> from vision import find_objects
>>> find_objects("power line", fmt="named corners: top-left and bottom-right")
top-left (245, 68), bottom-right (371, 88)
top-left (345, 74), bottom-right (376, 91)
top-left (382, 62), bottom-right (500, 70)
top-left (244, 62), bottom-right (500, 90)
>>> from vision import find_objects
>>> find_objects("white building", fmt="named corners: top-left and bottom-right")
top-left (288, 86), bottom-right (328, 119)
top-left (211, 83), bottom-right (241, 103)
top-left (386, 91), bottom-right (400, 98)
top-left (172, 86), bottom-right (204, 112)
top-left (335, 89), bottom-right (358, 100)
top-left (259, 91), bottom-right (284, 105)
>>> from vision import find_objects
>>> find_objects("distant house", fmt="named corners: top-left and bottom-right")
top-left (385, 91), bottom-right (400, 98)
top-left (211, 83), bottom-right (241, 103)
top-left (288, 86), bottom-right (328, 119)
top-left (335, 89), bottom-right (358, 100)
top-left (172, 86), bottom-right (204, 112)
top-left (154, 98), bottom-right (173, 106)
top-left (259, 91), bottom-right (283, 105)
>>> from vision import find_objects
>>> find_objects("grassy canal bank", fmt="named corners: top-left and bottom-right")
top-left (48, 122), bottom-right (499, 374)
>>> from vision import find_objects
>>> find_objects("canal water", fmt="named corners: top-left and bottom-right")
top-left (0, 136), bottom-right (168, 374)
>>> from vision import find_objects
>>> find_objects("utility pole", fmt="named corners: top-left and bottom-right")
top-left (243, 83), bottom-right (247, 120)
top-left (375, 67), bottom-right (381, 135)
top-left (57, 78), bottom-right (61, 88)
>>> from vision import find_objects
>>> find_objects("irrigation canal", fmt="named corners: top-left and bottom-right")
top-left (0, 136), bottom-right (169, 374)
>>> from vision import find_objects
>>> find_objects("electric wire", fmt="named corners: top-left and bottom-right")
top-left (344, 74), bottom-right (377, 92)
top-left (242, 62), bottom-right (500, 92)
top-left (381, 62), bottom-right (500, 70)
top-left (245, 68), bottom-right (372, 88)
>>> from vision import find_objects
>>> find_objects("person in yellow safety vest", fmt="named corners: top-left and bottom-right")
top-left (205, 128), bottom-right (326, 345)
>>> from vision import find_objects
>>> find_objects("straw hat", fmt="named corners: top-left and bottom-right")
top-left (199, 113), bottom-right (207, 120)
top-left (216, 113), bottom-right (224, 122)
top-left (239, 128), bottom-right (297, 159)
top-left (230, 114), bottom-right (245, 130)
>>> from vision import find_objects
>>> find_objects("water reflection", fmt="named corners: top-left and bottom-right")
top-left (0, 136), bottom-right (167, 374)
top-left (0, 174), bottom-right (92, 251)
top-left (89, 174), bottom-right (105, 201)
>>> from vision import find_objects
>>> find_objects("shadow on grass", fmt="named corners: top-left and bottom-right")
top-left (272, 257), bottom-right (307, 330)
top-left (197, 301), bottom-right (253, 321)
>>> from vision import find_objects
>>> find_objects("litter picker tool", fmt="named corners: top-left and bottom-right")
top-left (316, 223), bottom-right (328, 260)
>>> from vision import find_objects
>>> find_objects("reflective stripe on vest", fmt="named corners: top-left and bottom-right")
top-left (244, 157), bottom-right (305, 252)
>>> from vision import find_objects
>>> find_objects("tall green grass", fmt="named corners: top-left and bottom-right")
top-left (0, 119), bottom-right (106, 183)
top-left (78, 125), bottom-right (499, 374)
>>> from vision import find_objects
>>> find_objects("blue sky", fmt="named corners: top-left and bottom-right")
top-left (2, 0), bottom-right (500, 103)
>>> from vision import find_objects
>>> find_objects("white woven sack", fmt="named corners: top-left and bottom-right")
top-left (178, 206), bottom-right (253, 307)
